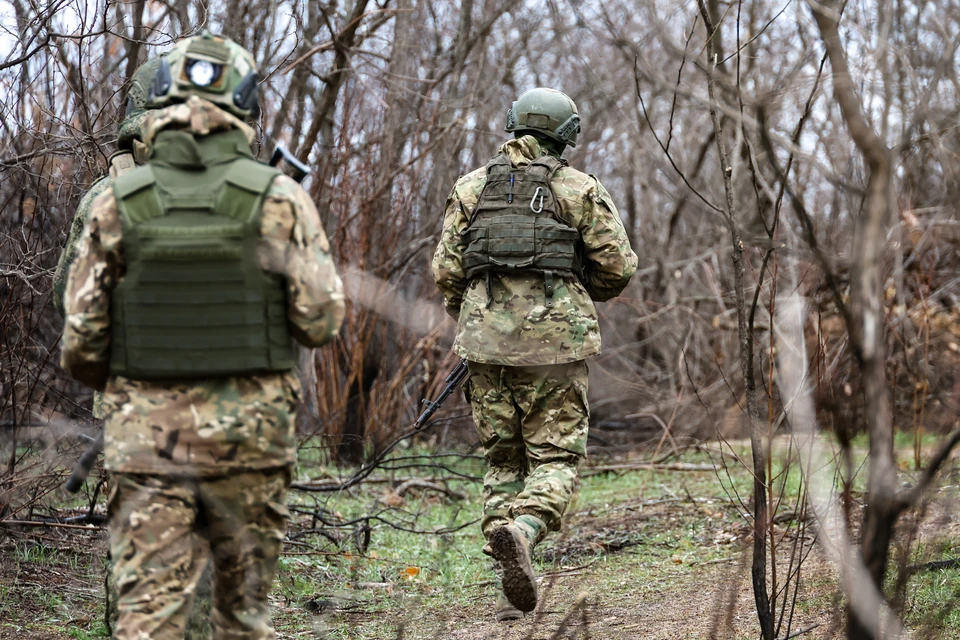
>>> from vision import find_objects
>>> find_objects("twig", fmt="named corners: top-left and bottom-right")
top-left (896, 427), bottom-right (960, 508)
top-left (547, 591), bottom-right (590, 640)
top-left (775, 623), bottom-right (819, 640)
top-left (0, 519), bottom-right (103, 530)
top-left (582, 462), bottom-right (716, 477)
top-left (907, 558), bottom-right (960, 573)
top-left (392, 478), bottom-right (466, 500)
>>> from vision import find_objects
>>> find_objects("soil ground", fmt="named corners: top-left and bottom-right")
top-left (2, 441), bottom-right (960, 639)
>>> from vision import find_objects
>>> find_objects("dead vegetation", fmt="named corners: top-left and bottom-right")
top-left (2, 0), bottom-right (960, 638)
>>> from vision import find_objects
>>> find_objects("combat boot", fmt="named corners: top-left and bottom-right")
top-left (491, 560), bottom-right (524, 622)
top-left (489, 523), bottom-right (538, 613)
top-left (495, 590), bottom-right (524, 621)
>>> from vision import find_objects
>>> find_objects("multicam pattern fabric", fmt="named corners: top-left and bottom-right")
top-left (61, 98), bottom-right (345, 474)
top-left (54, 105), bottom-right (153, 417)
top-left (432, 135), bottom-right (637, 366)
top-left (117, 109), bottom-right (153, 150)
top-left (142, 96), bottom-right (255, 147)
top-left (108, 469), bottom-right (290, 640)
top-left (99, 373), bottom-right (300, 475)
top-left (53, 174), bottom-right (116, 317)
top-left (54, 108), bottom-right (154, 317)
top-left (466, 360), bottom-right (588, 535)
top-left (54, 158), bottom-right (137, 419)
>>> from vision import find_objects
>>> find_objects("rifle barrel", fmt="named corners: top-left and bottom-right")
top-left (65, 433), bottom-right (103, 493)
top-left (414, 359), bottom-right (468, 429)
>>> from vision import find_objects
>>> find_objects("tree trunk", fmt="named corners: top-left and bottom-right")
top-left (808, 2), bottom-right (896, 637)
top-left (696, 2), bottom-right (773, 637)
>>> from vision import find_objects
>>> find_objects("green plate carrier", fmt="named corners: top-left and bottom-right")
top-left (109, 131), bottom-right (294, 379)
top-left (462, 154), bottom-right (581, 305)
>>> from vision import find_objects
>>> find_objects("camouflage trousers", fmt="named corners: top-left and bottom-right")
top-left (465, 360), bottom-right (589, 538)
top-left (107, 468), bottom-right (291, 640)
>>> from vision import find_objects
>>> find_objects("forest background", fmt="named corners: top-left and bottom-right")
top-left (2, 0), bottom-right (960, 638)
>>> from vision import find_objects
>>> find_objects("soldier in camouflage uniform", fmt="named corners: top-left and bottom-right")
top-left (432, 88), bottom-right (637, 620)
top-left (61, 32), bottom-right (345, 640)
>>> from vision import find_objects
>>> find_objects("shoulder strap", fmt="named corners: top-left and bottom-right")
top-left (526, 154), bottom-right (563, 180)
top-left (113, 165), bottom-right (164, 224)
top-left (484, 153), bottom-right (512, 176)
top-left (216, 158), bottom-right (282, 222)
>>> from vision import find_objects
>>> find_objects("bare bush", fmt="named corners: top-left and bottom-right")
top-left (2, 0), bottom-right (960, 637)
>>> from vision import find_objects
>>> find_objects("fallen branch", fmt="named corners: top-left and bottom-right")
top-left (393, 478), bottom-right (466, 500)
top-left (775, 623), bottom-right (819, 640)
top-left (541, 559), bottom-right (599, 579)
top-left (547, 591), bottom-right (590, 640)
top-left (0, 519), bottom-right (103, 530)
top-left (907, 558), bottom-right (960, 573)
top-left (582, 462), bottom-right (716, 477)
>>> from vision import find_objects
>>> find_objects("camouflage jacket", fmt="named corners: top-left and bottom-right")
top-left (61, 97), bottom-right (346, 476)
top-left (53, 115), bottom-right (146, 418)
top-left (53, 113), bottom-right (147, 316)
top-left (432, 136), bottom-right (637, 366)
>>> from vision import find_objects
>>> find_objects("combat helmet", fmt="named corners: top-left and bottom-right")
top-left (505, 88), bottom-right (581, 148)
top-left (146, 31), bottom-right (260, 119)
top-left (118, 57), bottom-right (161, 150)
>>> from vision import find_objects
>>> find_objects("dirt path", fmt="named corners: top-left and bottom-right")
top-left (6, 461), bottom-right (960, 639)
top-left (313, 497), bottom-right (840, 640)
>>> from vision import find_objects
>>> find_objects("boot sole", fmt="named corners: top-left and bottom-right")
top-left (490, 527), bottom-right (538, 613)
top-left (496, 607), bottom-right (524, 622)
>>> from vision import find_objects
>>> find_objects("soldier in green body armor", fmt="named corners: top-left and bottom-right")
top-left (432, 88), bottom-right (637, 621)
top-left (61, 32), bottom-right (345, 640)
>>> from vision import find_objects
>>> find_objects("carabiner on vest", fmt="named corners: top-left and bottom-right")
top-left (530, 187), bottom-right (545, 214)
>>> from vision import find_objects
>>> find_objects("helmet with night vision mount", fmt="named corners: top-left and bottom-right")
top-left (145, 31), bottom-right (261, 119)
top-left (505, 88), bottom-right (581, 148)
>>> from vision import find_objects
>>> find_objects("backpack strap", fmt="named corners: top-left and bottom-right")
top-left (528, 155), bottom-right (565, 308)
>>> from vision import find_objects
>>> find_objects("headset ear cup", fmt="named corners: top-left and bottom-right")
top-left (555, 114), bottom-right (580, 146)
top-left (150, 57), bottom-right (172, 101)
top-left (505, 103), bottom-right (517, 131)
top-left (233, 71), bottom-right (260, 114)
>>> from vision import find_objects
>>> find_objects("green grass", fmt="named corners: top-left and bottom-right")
top-left (275, 449), bottom-right (493, 637)
top-left (5, 435), bottom-right (960, 639)
top-left (274, 447), bottom-right (752, 638)
top-left (67, 624), bottom-right (110, 640)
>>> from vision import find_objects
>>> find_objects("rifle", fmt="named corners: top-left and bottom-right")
top-left (414, 359), bottom-right (469, 429)
top-left (65, 145), bottom-right (314, 493)
top-left (269, 144), bottom-right (311, 183)
top-left (65, 433), bottom-right (103, 493)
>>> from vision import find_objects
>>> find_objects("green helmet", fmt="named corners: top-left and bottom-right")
top-left (146, 31), bottom-right (260, 119)
top-left (505, 88), bottom-right (581, 148)
top-left (118, 57), bottom-right (161, 149)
